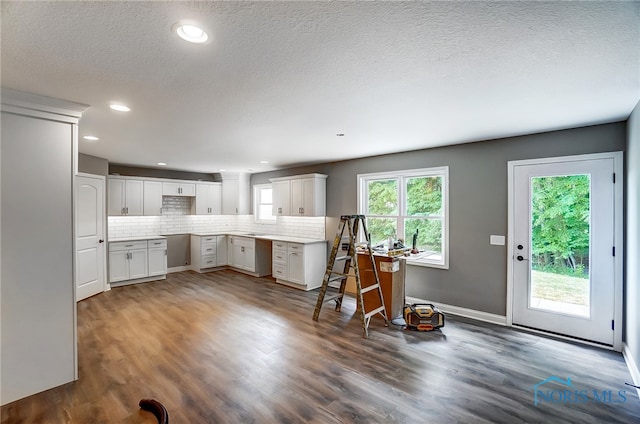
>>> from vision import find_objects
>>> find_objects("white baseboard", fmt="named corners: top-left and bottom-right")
top-left (405, 297), bottom-right (507, 326)
top-left (168, 265), bottom-right (192, 273)
top-left (623, 343), bottom-right (640, 399)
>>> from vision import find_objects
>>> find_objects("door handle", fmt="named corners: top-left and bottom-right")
top-left (516, 255), bottom-right (529, 261)
top-left (98, 239), bottom-right (104, 243)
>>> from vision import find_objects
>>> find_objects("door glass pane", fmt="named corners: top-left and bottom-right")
top-left (406, 176), bottom-right (442, 216)
top-left (530, 174), bottom-right (590, 317)
top-left (367, 218), bottom-right (397, 247)
top-left (367, 179), bottom-right (398, 215)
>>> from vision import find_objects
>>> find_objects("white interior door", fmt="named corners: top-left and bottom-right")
top-left (75, 174), bottom-right (106, 301)
top-left (509, 153), bottom-right (622, 347)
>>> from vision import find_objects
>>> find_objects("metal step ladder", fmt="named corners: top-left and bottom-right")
top-left (312, 214), bottom-right (388, 338)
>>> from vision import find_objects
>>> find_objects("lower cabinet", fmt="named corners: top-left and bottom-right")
top-left (272, 241), bottom-right (327, 290)
top-left (191, 235), bottom-right (227, 272)
top-left (228, 236), bottom-right (271, 277)
top-left (109, 238), bottom-right (167, 285)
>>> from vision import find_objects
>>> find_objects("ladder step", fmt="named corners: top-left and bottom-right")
top-left (328, 271), bottom-right (350, 278)
top-left (335, 255), bottom-right (352, 262)
top-left (323, 293), bottom-right (344, 303)
top-left (327, 275), bottom-right (347, 283)
top-left (364, 305), bottom-right (386, 319)
top-left (360, 284), bottom-right (380, 294)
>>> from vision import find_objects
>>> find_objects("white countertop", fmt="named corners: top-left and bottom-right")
top-left (191, 232), bottom-right (327, 245)
top-left (109, 235), bottom-right (167, 243)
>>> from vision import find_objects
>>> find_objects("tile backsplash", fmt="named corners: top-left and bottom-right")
top-left (108, 212), bottom-right (326, 240)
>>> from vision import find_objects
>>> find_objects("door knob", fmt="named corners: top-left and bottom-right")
top-left (516, 255), bottom-right (529, 261)
top-left (98, 239), bottom-right (104, 243)
top-left (517, 244), bottom-right (523, 250)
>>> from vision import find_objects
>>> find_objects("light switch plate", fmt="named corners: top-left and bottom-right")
top-left (490, 235), bottom-right (505, 246)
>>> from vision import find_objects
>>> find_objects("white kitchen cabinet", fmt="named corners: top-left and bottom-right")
top-left (228, 236), bottom-right (271, 276)
top-left (272, 179), bottom-right (291, 216)
top-left (147, 239), bottom-right (168, 277)
top-left (216, 235), bottom-right (228, 266)
top-left (108, 178), bottom-right (144, 216)
top-left (269, 174), bottom-right (327, 217)
top-left (191, 235), bottom-right (219, 272)
top-left (272, 241), bottom-right (327, 290)
top-left (143, 180), bottom-right (163, 216)
top-left (195, 183), bottom-right (222, 215)
top-left (109, 240), bottom-right (148, 283)
top-left (163, 181), bottom-right (196, 196)
top-left (221, 172), bottom-right (250, 214)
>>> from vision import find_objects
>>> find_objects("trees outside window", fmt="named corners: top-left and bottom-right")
top-left (358, 167), bottom-right (449, 268)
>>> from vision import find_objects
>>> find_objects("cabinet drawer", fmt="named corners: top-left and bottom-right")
top-left (273, 241), bottom-right (287, 250)
top-left (272, 249), bottom-right (287, 265)
top-left (148, 239), bottom-right (167, 248)
top-left (287, 242), bottom-right (304, 252)
top-left (273, 264), bottom-right (287, 279)
top-left (201, 244), bottom-right (216, 255)
top-left (109, 240), bottom-right (147, 251)
top-left (201, 255), bottom-right (217, 268)
top-left (201, 236), bottom-right (217, 244)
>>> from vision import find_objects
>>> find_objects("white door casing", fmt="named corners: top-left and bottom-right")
top-left (75, 174), bottom-right (107, 301)
top-left (507, 152), bottom-right (623, 351)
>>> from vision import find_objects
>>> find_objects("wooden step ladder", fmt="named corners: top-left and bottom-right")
top-left (312, 214), bottom-right (388, 338)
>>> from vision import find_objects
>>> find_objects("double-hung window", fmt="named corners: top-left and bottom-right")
top-left (358, 166), bottom-right (449, 268)
top-left (254, 184), bottom-right (276, 223)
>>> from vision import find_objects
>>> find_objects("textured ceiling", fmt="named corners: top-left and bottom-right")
top-left (2, 1), bottom-right (639, 173)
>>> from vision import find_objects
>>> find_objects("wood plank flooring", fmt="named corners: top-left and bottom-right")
top-left (2, 270), bottom-right (638, 423)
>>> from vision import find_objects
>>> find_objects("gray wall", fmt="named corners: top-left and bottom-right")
top-left (78, 153), bottom-right (108, 176)
top-left (625, 101), bottom-right (640, 374)
top-left (252, 122), bottom-right (626, 316)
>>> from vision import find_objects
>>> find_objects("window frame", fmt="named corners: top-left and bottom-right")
top-left (357, 166), bottom-right (449, 269)
top-left (253, 183), bottom-right (276, 224)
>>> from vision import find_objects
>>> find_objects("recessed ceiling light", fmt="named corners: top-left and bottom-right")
top-left (157, 162), bottom-right (167, 166)
top-left (336, 133), bottom-right (345, 137)
top-left (83, 135), bottom-right (99, 141)
top-left (260, 160), bottom-right (269, 164)
top-left (175, 23), bottom-right (208, 44)
top-left (110, 103), bottom-right (130, 112)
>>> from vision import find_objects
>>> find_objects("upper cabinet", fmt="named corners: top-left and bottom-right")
top-left (194, 182), bottom-right (222, 215)
top-left (162, 181), bottom-right (195, 197)
top-left (222, 172), bottom-right (250, 215)
top-left (270, 174), bottom-right (327, 217)
top-left (108, 178), bottom-right (143, 216)
top-left (143, 180), bottom-right (163, 216)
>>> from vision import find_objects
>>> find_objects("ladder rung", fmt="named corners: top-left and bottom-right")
top-left (335, 255), bottom-right (352, 262)
top-left (323, 293), bottom-right (344, 303)
top-left (329, 271), bottom-right (350, 278)
top-left (328, 275), bottom-right (347, 283)
top-left (364, 305), bottom-right (386, 319)
top-left (360, 284), bottom-right (380, 294)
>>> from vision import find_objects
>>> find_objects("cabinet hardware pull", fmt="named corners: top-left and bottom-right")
top-left (125, 244), bottom-right (133, 247)
top-left (165, 249), bottom-right (167, 255)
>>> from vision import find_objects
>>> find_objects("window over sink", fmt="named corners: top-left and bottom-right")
top-left (254, 184), bottom-right (276, 223)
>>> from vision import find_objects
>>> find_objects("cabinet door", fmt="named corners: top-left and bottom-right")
top-left (272, 180), bottom-right (291, 216)
top-left (128, 248), bottom-right (148, 279)
top-left (301, 178), bottom-right (315, 216)
top-left (232, 242), bottom-right (244, 269)
top-left (180, 183), bottom-right (196, 197)
top-left (244, 244), bottom-right (255, 272)
top-left (210, 184), bottom-right (222, 214)
top-left (222, 178), bottom-right (239, 214)
top-left (109, 250), bottom-right (129, 282)
top-left (107, 178), bottom-right (126, 216)
top-left (195, 184), bottom-right (211, 215)
top-left (148, 247), bottom-right (167, 277)
top-left (216, 236), bottom-right (227, 266)
top-left (144, 181), bottom-right (163, 216)
top-left (288, 250), bottom-right (304, 284)
top-left (162, 182), bottom-right (180, 196)
top-left (125, 180), bottom-right (144, 216)
top-left (290, 179), bottom-right (304, 216)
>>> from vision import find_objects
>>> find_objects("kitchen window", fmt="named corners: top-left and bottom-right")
top-left (254, 184), bottom-right (276, 223)
top-left (357, 166), bottom-right (449, 268)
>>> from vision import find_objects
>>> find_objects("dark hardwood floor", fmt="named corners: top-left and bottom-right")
top-left (2, 270), bottom-right (638, 423)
